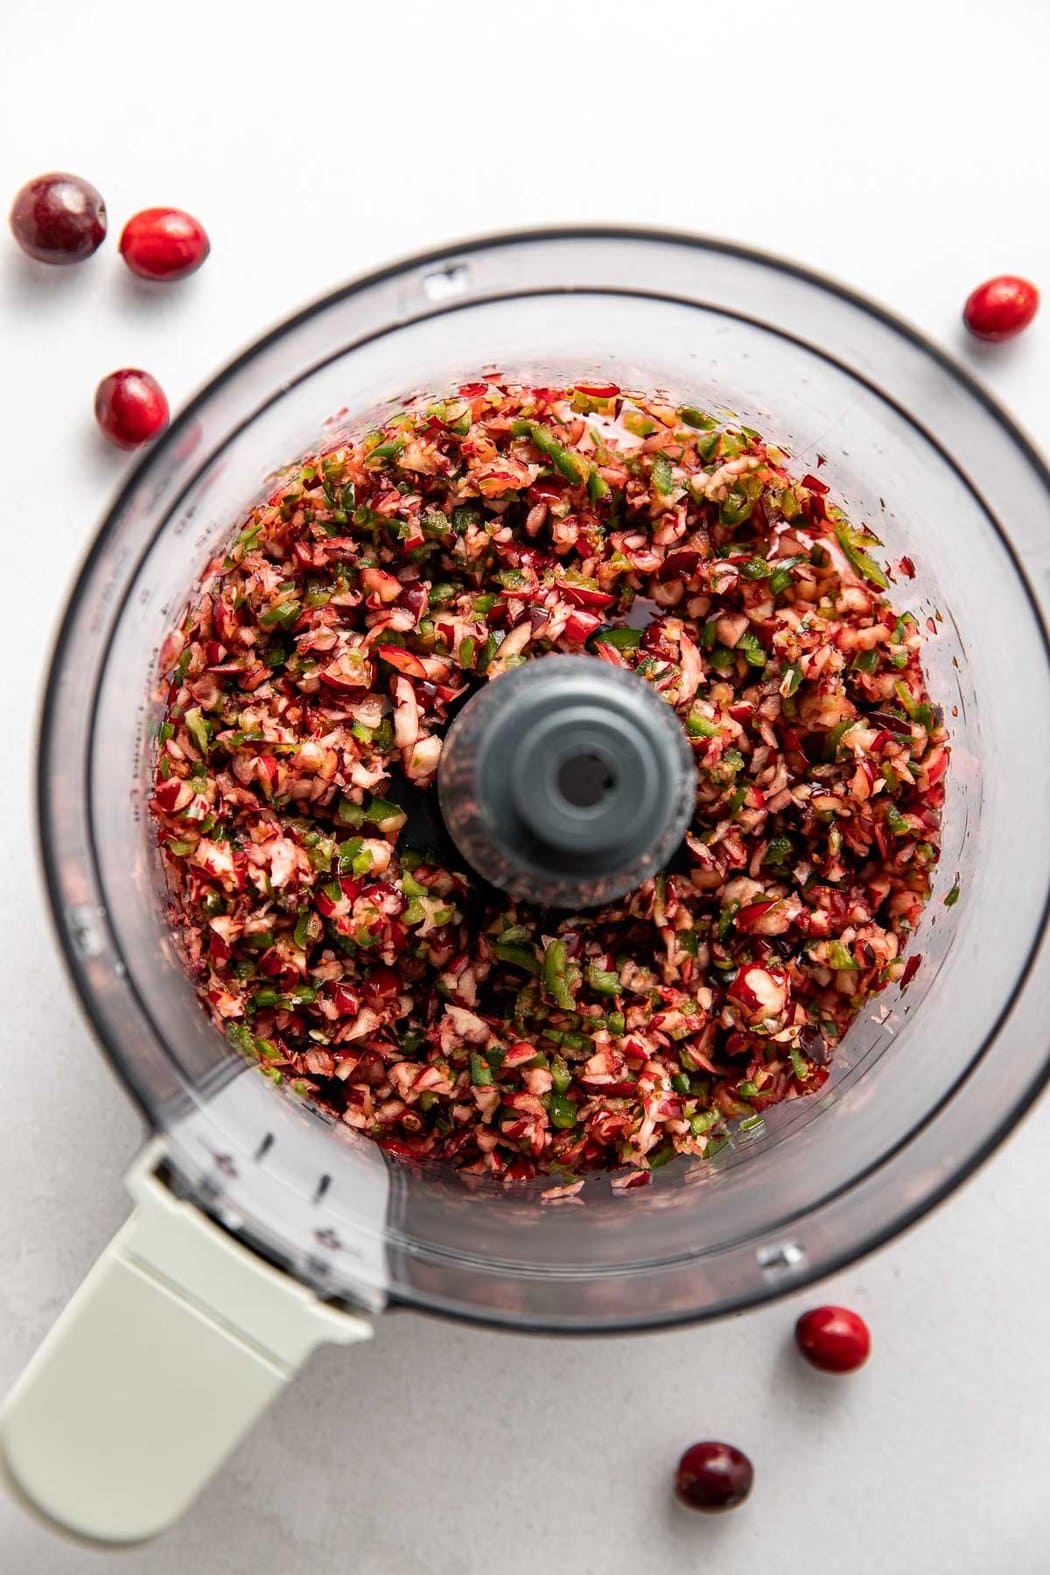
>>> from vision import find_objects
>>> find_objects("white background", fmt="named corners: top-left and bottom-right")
top-left (2, 2), bottom-right (1049, 1571)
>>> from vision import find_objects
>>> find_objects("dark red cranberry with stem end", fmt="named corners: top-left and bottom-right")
top-left (963, 276), bottom-right (1039, 342)
top-left (674, 1442), bottom-right (753, 1513)
top-left (9, 173), bottom-right (106, 264)
top-left (795, 1305), bottom-right (871, 1372)
top-left (94, 370), bottom-right (169, 450)
top-left (119, 207), bottom-right (210, 281)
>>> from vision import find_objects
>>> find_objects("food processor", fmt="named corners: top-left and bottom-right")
top-left (3, 228), bottom-right (1049, 1546)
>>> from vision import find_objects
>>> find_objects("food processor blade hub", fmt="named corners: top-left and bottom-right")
top-left (437, 655), bottom-right (696, 906)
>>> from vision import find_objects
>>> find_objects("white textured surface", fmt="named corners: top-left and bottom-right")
top-left (1, 1), bottom-right (1048, 1570)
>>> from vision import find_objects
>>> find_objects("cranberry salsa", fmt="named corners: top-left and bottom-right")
top-left (151, 381), bottom-right (948, 1183)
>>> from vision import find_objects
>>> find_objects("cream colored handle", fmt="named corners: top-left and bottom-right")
top-left (0, 1150), bottom-right (371, 1546)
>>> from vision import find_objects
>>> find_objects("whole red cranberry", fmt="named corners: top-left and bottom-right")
top-left (9, 173), bottom-right (107, 264)
top-left (94, 370), bottom-right (170, 450)
top-left (795, 1304), bottom-right (871, 1373)
top-left (119, 207), bottom-right (210, 281)
top-left (674, 1442), bottom-right (753, 1513)
top-left (963, 276), bottom-right (1039, 342)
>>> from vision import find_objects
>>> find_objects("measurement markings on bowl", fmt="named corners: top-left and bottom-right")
top-left (420, 262), bottom-right (471, 302)
top-left (65, 905), bottom-right (106, 960)
top-left (756, 1241), bottom-right (806, 1280)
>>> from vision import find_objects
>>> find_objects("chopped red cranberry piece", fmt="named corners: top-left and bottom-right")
top-left (900, 953), bottom-right (923, 991)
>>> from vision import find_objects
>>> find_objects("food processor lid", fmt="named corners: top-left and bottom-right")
top-left (438, 656), bottom-right (696, 907)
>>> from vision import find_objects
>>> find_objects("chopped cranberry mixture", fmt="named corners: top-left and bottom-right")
top-left (151, 382), bottom-right (947, 1181)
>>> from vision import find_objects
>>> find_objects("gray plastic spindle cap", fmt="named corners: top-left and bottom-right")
top-left (437, 656), bottom-right (696, 908)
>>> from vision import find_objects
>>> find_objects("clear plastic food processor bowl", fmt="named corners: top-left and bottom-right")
top-left (6, 229), bottom-right (1050, 1543)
